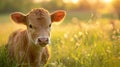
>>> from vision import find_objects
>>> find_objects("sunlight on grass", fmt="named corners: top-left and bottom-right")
top-left (0, 0), bottom-right (120, 66)
top-left (0, 18), bottom-right (120, 67)
top-left (0, 22), bottom-right (26, 45)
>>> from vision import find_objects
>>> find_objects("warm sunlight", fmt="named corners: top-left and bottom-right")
top-left (63, 0), bottom-right (79, 4)
top-left (33, 0), bottom-right (42, 3)
top-left (33, 0), bottom-right (51, 3)
top-left (72, 0), bottom-right (79, 4)
top-left (102, 0), bottom-right (112, 4)
top-left (87, 0), bottom-right (97, 4)
top-left (105, 0), bottom-right (112, 3)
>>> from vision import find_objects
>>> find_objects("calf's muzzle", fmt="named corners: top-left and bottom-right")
top-left (37, 37), bottom-right (49, 46)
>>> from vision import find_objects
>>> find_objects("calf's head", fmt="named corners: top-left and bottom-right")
top-left (11, 8), bottom-right (66, 47)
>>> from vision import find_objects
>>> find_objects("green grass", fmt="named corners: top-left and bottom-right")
top-left (0, 13), bottom-right (120, 67)
top-left (46, 23), bottom-right (120, 67)
top-left (0, 46), bottom-right (17, 67)
top-left (0, 14), bottom-right (10, 23)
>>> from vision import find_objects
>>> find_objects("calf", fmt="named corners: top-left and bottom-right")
top-left (6, 8), bottom-right (66, 67)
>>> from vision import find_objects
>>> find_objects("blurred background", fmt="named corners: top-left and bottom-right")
top-left (0, 0), bottom-right (120, 67)
top-left (0, 0), bottom-right (120, 23)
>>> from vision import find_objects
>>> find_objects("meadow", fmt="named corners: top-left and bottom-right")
top-left (0, 12), bottom-right (120, 67)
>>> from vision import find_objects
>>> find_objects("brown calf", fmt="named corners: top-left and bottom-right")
top-left (6, 8), bottom-right (66, 67)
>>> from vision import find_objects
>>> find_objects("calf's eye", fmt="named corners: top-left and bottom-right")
top-left (29, 24), bottom-right (33, 28)
top-left (49, 24), bottom-right (51, 27)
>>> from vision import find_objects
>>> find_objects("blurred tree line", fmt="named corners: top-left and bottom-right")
top-left (0, 0), bottom-right (33, 13)
top-left (113, 0), bottom-right (120, 19)
top-left (0, 0), bottom-right (120, 19)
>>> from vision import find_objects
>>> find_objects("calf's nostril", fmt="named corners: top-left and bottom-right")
top-left (38, 38), bottom-right (48, 42)
top-left (38, 38), bottom-right (42, 42)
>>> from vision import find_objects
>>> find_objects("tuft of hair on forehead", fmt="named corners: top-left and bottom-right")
top-left (28, 8), bottom-right (49, 16)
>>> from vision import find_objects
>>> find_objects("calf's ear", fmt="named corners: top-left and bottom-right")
top-left (11, 12), bottom-right (26, 25)
top-left (51, 10), bottom-right (66, 22)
